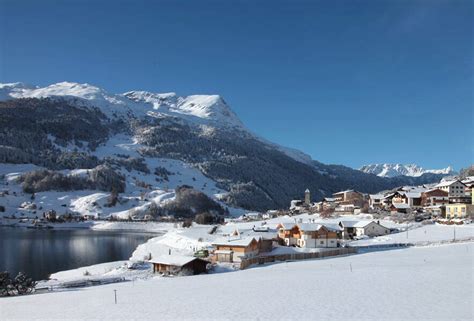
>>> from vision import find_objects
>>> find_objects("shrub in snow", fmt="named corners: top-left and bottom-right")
top-left (19, 170), bottom-right (93, 193)
top-left (88, 165), bottom-right (126, 193)
top-left (104, 156), bottom-right (150, 174)
top-left (154, 166), bottom-right (173, 182)
top-left (163, 185), bottom-right (225, 219)
top-left (106, 189), bottom-right (119, 207)
top-left (0, 272), bottom-right (36, 297)
top-left (195, 212), bottom-right (223, 225)
top-left (182, 219), bottom-right (193, 228)
top-left (144, 201), bottom-right (161, 219)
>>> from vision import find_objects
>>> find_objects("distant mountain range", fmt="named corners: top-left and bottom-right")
top-left (0, 82), bottom-right (450, 212)
top-left (359, 163), bottom-right (456, 178)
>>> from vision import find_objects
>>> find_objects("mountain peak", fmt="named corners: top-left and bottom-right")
top-left (359, 163), bottom-right (456, 177)
top-left (0, 81), bottom-right (245, 129)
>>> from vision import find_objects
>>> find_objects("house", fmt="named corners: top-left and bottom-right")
top-left (332, 190), bottom-right (364, 204)
top-left (436, 180), bottom-right (468, 202)
top-left (276, 223), bottom-right (300, 246)
top-left (149, 255), bottom-right (209, 275)
top-left (295, 223), bottom-right (339, 248)
top-left (212, 237), bottom-right (260, 263)
top-left (369, 194), bottom-right (384, 210)
top-left (277, 223), bottom-right (340, 248)
top-left (421, 189), bottom-right (449, 207)
top-left (445, 203), bottom-right (474, 219)
top-left (335, 204), bottom-right (356, 213)
top-left (316, 198), bottom-right (337, 212)
top-left (392, 191), bottom-right (422, 208)
top-left (290, 200), bottom-right (305, 213)
top-left (332, 190), bottom-right (366, 212)
top-left (339, 221), bottom-right (390, 239)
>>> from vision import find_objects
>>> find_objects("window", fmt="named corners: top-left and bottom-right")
top-left (320, 241), bottom-right (324, 244)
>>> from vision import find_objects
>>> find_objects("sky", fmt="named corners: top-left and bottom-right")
top-left (0, 0), bottom-right (472, 170)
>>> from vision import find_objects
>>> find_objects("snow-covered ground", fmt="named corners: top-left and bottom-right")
top-left (0, 152), bottom-right (245, 222)
top-left (2, 243), bottom-right (472, 321)
top-left (351, 223), bottom-right (474, 246)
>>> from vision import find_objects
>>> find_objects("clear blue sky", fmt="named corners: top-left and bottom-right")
top-left (1, 0), bottom-right (472, 170)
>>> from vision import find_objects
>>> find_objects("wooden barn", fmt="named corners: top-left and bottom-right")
top-left (149, 255), bottom-right (209, 275)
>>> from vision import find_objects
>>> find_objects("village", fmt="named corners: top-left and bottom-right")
top-left (27, 175), bottom-right (472, 286)
top-left (147, 178), bottom-right (473, 277)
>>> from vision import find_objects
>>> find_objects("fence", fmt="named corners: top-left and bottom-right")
top-left (239, 247), bottom-right (357, 270)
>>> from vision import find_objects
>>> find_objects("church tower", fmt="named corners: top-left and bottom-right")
top-left (304, 188), bottom-right (311, 205)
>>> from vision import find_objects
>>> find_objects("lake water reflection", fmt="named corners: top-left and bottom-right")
top-left (0, 227), bottom-right (157, 280)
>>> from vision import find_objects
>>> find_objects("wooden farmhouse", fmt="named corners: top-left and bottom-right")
top-left (149, 255), bottom-right (209, 275)
top-left (276, 223), bottom-right (340, 248)
top-left (339, 221), bottom-right (390, 239)
top-left (212, 237), bottom-right (260, 263)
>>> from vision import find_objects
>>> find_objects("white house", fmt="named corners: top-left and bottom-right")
top-left (436, 180), bottom-right (467, 199)
top-left (339, 221), bottom-right (390, 239)
top-left (369, 194), bottom-right (384, 209)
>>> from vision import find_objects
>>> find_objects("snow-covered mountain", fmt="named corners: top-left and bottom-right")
top-left (0, 81), bottom-right (448, 215)
top-left (359, 163), bottom-right (456, 178)
top-left (0, 82), bottom-right (245, 129)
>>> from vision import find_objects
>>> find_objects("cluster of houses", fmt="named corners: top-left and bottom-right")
top-left (147, 218), bottom-right (391, 275)
top-left (291, 189), bottom-right (367, 215)
top-left (369, 177), bottom-right (474, 219)
top-left (290, 177), bottom-right (474, 220)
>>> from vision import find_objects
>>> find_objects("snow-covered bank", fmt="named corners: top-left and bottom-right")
top-left (0, 219), bottom-right (173, 233)
top-left (2, 243), bottom-right (472, 321)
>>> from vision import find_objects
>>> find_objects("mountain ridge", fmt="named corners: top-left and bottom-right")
top-left (0, 81), bottom-right (449, 211)
top-left (360, 163), bottom-right (455, 178)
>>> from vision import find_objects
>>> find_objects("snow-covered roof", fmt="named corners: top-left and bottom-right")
top-left (322, 223), bottom-right (343, 231)
top-left (340, 221), bottom-right (368, 228)
top-left (305, 188), bottom-right (310, 193)
top-left (323, 197), bottom-right (336, 202)
top-left (340, 221), bottom-right (386, 229)
top-left (212, 236), bottom-right (257, 247)
top-left (277, 223), bottom-right (297, 230)
top-left (397, 191), bottom-right (421, 198)
top-left (244, 212), bottom-right (261, 217)
top-left (436, 180), bottom-right (464, 188)
top-left (333, 189), bottom-right (354, 195)
top-left (383, 193), bottom-right (396, 199)
top-left (149, 255), bottom-right (200, 267)
top-left (369, 194), bottom-right (384, 200)
top-left (297, 223), bottom-right (323, 232)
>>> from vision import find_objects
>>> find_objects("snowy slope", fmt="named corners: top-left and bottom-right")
top-left (2, 243), bottom-right (472, 321)
top-left (0, 81), bottom-right (318, 166)
top-left (360, 163), bottom-right (456, 177)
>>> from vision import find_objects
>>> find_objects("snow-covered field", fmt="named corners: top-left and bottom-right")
top-left (351, 223), bottom-right (474, 246)
top-left (1, 243), bottom-right (472, 321)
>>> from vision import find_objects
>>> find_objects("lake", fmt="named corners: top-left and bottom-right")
top-left (0, 227), bottom-right (157, 281)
